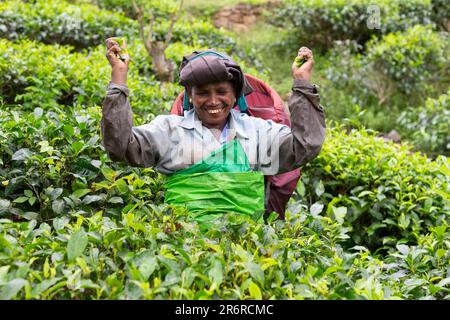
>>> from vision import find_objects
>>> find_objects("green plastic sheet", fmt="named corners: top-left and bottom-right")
top-left (164, 140), bottom-right (265, 223)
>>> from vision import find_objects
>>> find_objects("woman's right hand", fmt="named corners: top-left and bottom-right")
top-left (105, 37), bottom-right (129, 85)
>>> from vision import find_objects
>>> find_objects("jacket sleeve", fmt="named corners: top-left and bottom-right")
top-left (100, 82), bottom-right (163, 168)
top-left (261, 78), bottom-right (326, 175)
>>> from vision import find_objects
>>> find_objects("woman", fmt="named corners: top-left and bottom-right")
top-left (102, 39), bottom-right (325, 222)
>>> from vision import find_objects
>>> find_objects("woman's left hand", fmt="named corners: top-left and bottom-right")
top-left (291, 46), bottom-right (314, 82)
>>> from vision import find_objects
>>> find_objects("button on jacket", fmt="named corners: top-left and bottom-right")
top-left (101, 79), bottom-right (326, 175)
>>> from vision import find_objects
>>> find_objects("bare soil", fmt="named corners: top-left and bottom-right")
top-left (212, 1), bottom-right (282, 33)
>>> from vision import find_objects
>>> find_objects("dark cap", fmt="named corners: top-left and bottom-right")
top-left (178, 49), bottom-right (252, 97)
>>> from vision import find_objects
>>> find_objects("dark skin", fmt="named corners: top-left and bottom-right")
top-left (187, 47), bottom-right (314, 134)
top-left (189, 81), bottom-right (237, 132)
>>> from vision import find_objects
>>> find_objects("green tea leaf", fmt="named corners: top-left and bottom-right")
top-left (115, 179), bottom-right (128, 194)
top-left (24, 190), bottom-right (33, 197)
top-left (398, 213), bottom-right (410, 230)
top-left (33, 107), bottom-right (43, 119)
top-left (248, 281), bottom-right (262, 300)
top-left (0, 199), bottom-right (11, 212)
top-left (101, 167), bottom-right (118, 182)
top-left (333, 206), bottom-right (347, 224)
top-left (296, 181), bottom-right (305, 197)
top-left (396, 244), bottom-right (410, 256)
top-left (0, 266), bottom-right (10, 283)
top-left (72, 141), bottom-right (85, 155)
top-left (139, 256), bottom-right (157, 280)
top-left (315, 180), bottom-right (325, 197)
top-left (72, 188), bottom-right (91, 199)
top-left (52, 199), bottom-right (65, 214)
top-left (50, 188), bottom-right (63, 200)
top-left (13, 197), bottom-right (29, 204)
top-left (436, 249), bottom-right (446, 259)
top-left (0, 279), bottom-right (27, 300)
top-left (109, 197), bottom-right (123, 204)
top-left (53, 216), bottom-right (70, 231)
top-left (63, 125), bottom-right (74, 137)
top-left (245, 262), bottom-right (264, 286)
top-left (12, 148), bottom-right (32, 161)
top-left (67, 229), bottom-right (88, 261)
top-left (310, 203), bottom-right (324, 216)
top-left (28, 197), bottom-right (37, 206)
top-left (83, 195), bottom-right (102, 204)
top-left (208, 260), bottom-right (224, 287)
top-left (437, 278), bottom-right (450, 287)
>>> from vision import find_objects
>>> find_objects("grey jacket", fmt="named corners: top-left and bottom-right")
top-left (101, 79), bottom-right (326, 175)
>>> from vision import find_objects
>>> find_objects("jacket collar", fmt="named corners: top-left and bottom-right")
top-left (179, 108), bottom-right (249, 139)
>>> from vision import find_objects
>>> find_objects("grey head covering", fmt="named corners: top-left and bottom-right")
top-left (178, 49), bottom-right (253, 111)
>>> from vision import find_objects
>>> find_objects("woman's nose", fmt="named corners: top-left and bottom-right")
top-left (208, 94), bottom-right (219, 106)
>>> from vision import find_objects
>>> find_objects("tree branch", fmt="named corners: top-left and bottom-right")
top-left (131, 0), bottom-right (153, 55)
top-left (165, 0), bottom-right (184, 48)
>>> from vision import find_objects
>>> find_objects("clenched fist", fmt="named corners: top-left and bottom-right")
top-left (105, 37), bottom-right (130, 86)
top-left (291, 46), bottom-right (314, 82)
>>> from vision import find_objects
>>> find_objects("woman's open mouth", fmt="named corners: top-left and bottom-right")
top-left (206, 107), bottom-right (225, 114)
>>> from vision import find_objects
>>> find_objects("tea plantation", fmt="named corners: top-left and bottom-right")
top-left (0, 0), bottom-right (449, 300)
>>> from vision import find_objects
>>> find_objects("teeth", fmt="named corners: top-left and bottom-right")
top-left (207, 108), bottom-right (223, 114)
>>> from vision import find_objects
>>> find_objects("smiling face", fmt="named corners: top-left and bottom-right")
top-left (190, 81), bottom-right (236, 130)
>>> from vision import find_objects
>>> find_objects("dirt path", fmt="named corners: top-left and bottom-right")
top-left (212, 1), bottom-right (281, 33)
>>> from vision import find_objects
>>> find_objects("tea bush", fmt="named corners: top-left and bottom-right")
top-left (272, 0), bottom-right (435, 52)
top-left (1, 105), bottom-right (449, 299)
top-left (0, 38), bottom-right (180, 113)
top-left (0, 0), bottom-right (134, 50)
top-left (322, 26), bottom-right (449, 131)
top-left (0, 104), bottom-right (165, 223)
top-left (0, 37), bottom-right (266, 113)
top-left (364, 25), bottom-right (449, 98)
top-left (397, 90), bottom-right (450, 158)
top-left (294, 123), bottom-right (450, 251)
top-left (0, 0), bottom-right (238, 53)
top-left (1, 205), bottom-right (449, 299)
top-left (320, 40), bottom-right (392, 131)
top-left (431, 0), bottom-right (450, 31)
top-left (1, 0), bottom-right (449, 301)
top-left (71, 0), bottom-right (181, 20)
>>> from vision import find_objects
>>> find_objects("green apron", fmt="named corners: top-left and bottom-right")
top-left (164, 139), bottom-right (265, 225)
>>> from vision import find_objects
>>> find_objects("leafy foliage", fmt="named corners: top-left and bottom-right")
top-left (430, 0), bottom-right (450, 31)
top-left (272, 0), bottom-right (438, 52)
top-left (322, 26), bottom-right (449, 133)
top-left (326, 26), bottom-right (449, 101)
top-left (0, 38), bottom-right (188, 114)
top-left (397, 89), bottom-right (450, 158)
top-left (0, 104), bottom-right (165, 223)
top-left (1, 206), bottom-right (449, 299)
top-left (73, 0), bottom-right (182, 20)
top-left (0, 0), bottom-right (134, 50)
top-left (295, 123), bottom-right (450, 251)
top-left (364, 25), bottom-right (449, 98)
top-left (0, 0), bottom-right (449, 301)
top-left (0, 0), bottom-right (239, 54)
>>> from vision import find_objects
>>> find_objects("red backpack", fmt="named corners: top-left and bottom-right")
top-left (170, 74), bottom-right (301, 219)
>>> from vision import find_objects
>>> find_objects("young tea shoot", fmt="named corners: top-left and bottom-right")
top-left (111, 37), bottom-right (130, 62)
top-left (295, 56), bottom-right (307, 68)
